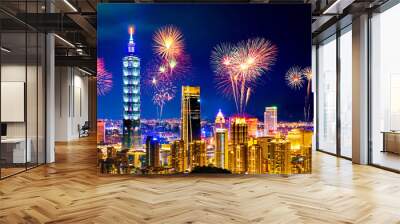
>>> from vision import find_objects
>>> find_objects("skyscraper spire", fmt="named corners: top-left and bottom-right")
top-left (128, 26), bottom-right (135, 54)
top-left (215, 109), bottom-right (225, 129)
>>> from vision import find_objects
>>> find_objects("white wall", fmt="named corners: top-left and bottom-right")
top-left (1, 63), bottom-right (46, 164)
top-left (1, 65), bottom-right (26, 138)
top-left (54, 67), bottom-right (89, 141)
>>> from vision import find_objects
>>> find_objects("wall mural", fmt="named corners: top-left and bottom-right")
top-left (97, 4), bottom-right (313, 175)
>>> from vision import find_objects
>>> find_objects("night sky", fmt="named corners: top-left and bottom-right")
top-left (97, 4), bottom-right (312, 121)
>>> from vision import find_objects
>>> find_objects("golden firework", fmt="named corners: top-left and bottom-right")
top-left (153, 25), bottom-right (184, 60)
top-left (286, 66), bottom-right (304, 90)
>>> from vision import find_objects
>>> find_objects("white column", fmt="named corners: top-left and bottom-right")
top-left (352, 14), bottom-right (369, 164)
top-left (46, 33), bottom-right (55, 163)
top-left (45, 0), bottom-right (55, 163)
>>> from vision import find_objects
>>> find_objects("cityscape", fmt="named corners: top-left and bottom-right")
top-left (97, 4), bottom-right (312, 175)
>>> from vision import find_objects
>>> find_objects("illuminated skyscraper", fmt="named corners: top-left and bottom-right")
top-left (287, 128), bottom-right (313, 150)
top-left (190, 140), bottom-right (207, 168)
top-left (247, 139), bottom-right (263, 174)
top-left (215, 109), bottom-right (226, 129)
top-left (256, 136), bottom-right (274, 173)
top-left (122, 26), bottom-right (141, 149)
top-left (145, 136), bottom-right (160, 168)
top-left (246, 117), bottom-right (258, 137)
top-left (228, 117), bottom-right (248, 173)
top-left (171, 140), bottom-right (185, 172)
top-left (160, 144), bottom-right (171, 168)
top-left (230, 117), bottom-right (248, 145)
top-left (215, 128), bottom-right (228, 169)
top-left (127, 150), bottom-right (146, 169)
top-left (97, 120), bottom-right (105, 144)
top-left (267, 139), bottom-right (291, 174)
top-left (287, 129), bottom-right (313, 173)
top-left (181, 86), bottom-right (201, 170)
top-left (264, 106), bottom-right (277, 136)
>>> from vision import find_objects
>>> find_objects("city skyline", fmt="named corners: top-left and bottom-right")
top-left (97, 4), bottom-right (312, 121)
top-left (97, 4), bottom-right (313, 175)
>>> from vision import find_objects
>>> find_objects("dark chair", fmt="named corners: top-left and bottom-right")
top-left (79, 121), bottom-right (90, 138)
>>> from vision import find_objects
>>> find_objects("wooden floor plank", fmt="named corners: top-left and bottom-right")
top-left (0, 136), bottom-right (400, 223)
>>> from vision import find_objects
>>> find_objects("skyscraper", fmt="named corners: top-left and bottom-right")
top-left (287, 128), bottom-right (313, 150)
top-left (268, 139), bottom-right (291, 174)
top-left (287, 129), bottom-right (313, 173)
top-left (122, 26), bottom-right (141, 149)
top-left (214, 109), bottom-right (228, 169)
top-left (246, 117), bottom-right (258, 137)
top-left (215, 128), bottom-right (228, 169)
top-left (256, 136), bottom-right (274, 173)
top-left (230, 117), bottom-right (248, 145)
top-left (228, 117), bottom-right (249, 173)
top-left (189, 140), bottom-right (207, 168)
top-left (247, 139), bottom-right (263, 174)
top-left (181, 86), bottom-right (201, 170)
top-left (171, 140), bottom-right (185, 172)
top-left (145, 136), bottom-right (160, 168)
top-left (264, 106), bottom-right (277, 136)
top-left (97, 120), bottom-right (105, 145)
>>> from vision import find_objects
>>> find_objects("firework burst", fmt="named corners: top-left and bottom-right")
top-left (301, 66), bottom-right (312, 96)
top-left (302, 66), bottom-right (312, 122)
top-left (233, 38), bottom-right (277, 81)
top-left (151, 79), bottom-right (176, 119)
top-left (286, 66), bottom-right (304, 90)
top-left (97, 58), bottom-right (113, 96)
top-left (145, 59), bottom-right (180, 119)
top-left (211, 38), bottom-right (277, 114)
top-left (302, 67), bottom-right (312, 81)
top-left (211, 43), bottom-right (239, 110)
top-left (153, 25), bottom-right (184, 60)
top-left (148, 25), bottom-right (191, 119)
top-left (211, 43), bottom-right (235, 75)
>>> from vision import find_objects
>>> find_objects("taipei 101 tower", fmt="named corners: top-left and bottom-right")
top-left (122, 26), bottom-right (141, 149)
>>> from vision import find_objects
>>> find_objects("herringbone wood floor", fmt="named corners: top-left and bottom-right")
top-left (1, 136), bottom-right (400, 224)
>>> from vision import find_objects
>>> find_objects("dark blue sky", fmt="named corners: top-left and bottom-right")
top-left (98, 4), bottom-right (311, 121)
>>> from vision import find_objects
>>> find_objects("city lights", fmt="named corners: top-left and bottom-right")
top-left (98, 22), bottom-right (312, 176)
